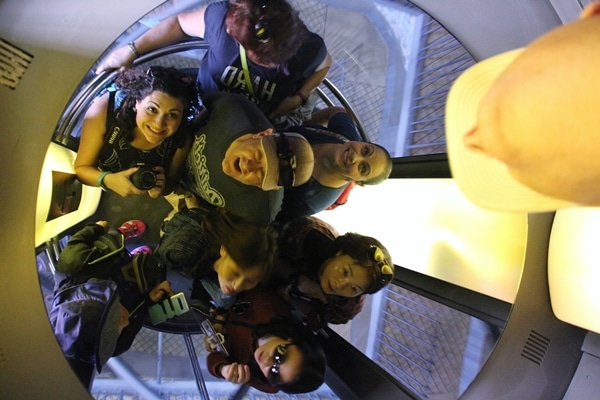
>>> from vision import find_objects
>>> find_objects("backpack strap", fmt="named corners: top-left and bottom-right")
top-left (106, 89), bottom-right (116, 133)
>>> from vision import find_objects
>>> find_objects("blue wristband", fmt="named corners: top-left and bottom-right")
top-left (97, 171), bottom-right (111, 191)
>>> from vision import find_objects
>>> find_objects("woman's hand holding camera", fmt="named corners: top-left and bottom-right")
top-left (103, 165), bottom-right (166, 198)
top-left (102, 167), bottom-right (147, 197)
top-left (147, 166), bottom-right (166, 198)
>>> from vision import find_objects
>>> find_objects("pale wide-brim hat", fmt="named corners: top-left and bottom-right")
top-left (445, 48), bottom-right (576, 212)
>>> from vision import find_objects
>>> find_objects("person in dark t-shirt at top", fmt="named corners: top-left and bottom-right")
top-left (96, 0), bottom-right (332, 128)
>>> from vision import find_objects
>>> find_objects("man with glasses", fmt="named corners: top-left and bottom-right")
top-left (182, 92), bottom-right (314, 224)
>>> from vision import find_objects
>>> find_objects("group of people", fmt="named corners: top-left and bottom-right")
top-left (54, 0), bottom-right (600, 395)
top-left (53, 0), bottom-right (600, 395)
top-left (57, 0), bottom-right (394, 395)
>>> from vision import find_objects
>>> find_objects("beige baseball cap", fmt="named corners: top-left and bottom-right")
top-left (445, 48), bottom-right (576, 212)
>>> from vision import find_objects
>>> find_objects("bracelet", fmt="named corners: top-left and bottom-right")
top-left (97, 171), bottom-right (111, 192)
top-left (295, 90), bottom-right (308, 105)
top-left (128, 41), bottom-right (141, 58)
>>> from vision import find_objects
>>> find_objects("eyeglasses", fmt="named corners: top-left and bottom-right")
top-left (268, 342), bottom-right (294, 384)
top-left (369, 245), bottom-right (394, 284)
top-left (276, 134), bottom-right (296, 188)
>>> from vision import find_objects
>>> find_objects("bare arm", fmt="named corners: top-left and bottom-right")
top-left (267, 53), bottom-right (333, 120)
top-left (296, 52), bottom-right (332, 99)
top-left (303, 105), bottom-right (347, 126)
top-left (74, 93), bottom-right (146, 197)
top-left (74, 93), bottom-right (111, 187)
top-left (95, 7), bottom-right (208, 73)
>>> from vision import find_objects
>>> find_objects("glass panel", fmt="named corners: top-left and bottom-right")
top-left (359, 286), bottom-right (501, 399)
top-left (37, 0), bottom-right (491, 398)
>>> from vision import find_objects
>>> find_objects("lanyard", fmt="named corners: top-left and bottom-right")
top-left (239, 45), bottom-right (256, 97)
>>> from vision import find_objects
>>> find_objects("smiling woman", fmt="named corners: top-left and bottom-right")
top-left (74, 65), bottom-right (199, 198)
top-left (0, 0), bottom-right (168, 398)
top-left (273, 215), bottom-right (394, 333)
top-left (205, 286), bottom-right (326, 394)
top-left (7, 0), bottom-right (588, 399)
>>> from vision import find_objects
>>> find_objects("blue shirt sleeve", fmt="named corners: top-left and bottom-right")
top-left (327, 112), bottom-right (362, 142)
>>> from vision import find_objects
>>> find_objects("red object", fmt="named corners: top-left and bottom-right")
top-left (326, 182), bottom-right (356, 210)
top-left (117, 220), bottom-right (146, 240)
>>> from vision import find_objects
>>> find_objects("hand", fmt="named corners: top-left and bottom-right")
top-left (203, 335), bottom-right (215, 353)
top-left (220, 363), bottom-right (251, 385)
top-left (147, 166), bottom-right (166, 198)
top-left (95, 45), bottom-right (136, 74)
top-left (148, 281), bottom-right (174, 303)
top-left (202, 329), bottom-right (226, 353)
top-left (95, 221), bottom-right (109, 231)
top-left (104, 167), bottom-right (148, 197)
top-left (268, 94), bottom-right (303, 120)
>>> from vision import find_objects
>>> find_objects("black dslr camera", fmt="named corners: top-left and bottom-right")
top-left (130, 164), bottom-right (157, 190)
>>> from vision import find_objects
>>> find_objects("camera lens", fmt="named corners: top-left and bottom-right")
top-left (130, 168), bottom-right (157, 190)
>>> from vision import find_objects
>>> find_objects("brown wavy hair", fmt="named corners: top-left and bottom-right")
top-left (225, 0), bottom-right (309, 67)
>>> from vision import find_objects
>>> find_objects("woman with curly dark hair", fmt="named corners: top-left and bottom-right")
top-left (96, 0), bottom-right (332, 128)
top-left (273, 216), bottom-right (395, 332)
top-left (75, 65), bottom-right (199, 197)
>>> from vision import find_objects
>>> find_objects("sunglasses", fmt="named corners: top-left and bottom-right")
top-left (254, 1), bottom-right (271, 43)
top-left (268, 342), bottom-right (295, 384)
top-left (276, 134), bottom-right (297, 188)
top-left (369, 245), bottom-right (394, 284)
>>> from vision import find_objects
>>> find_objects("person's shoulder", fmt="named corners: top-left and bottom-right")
top-left (304, 216), bottom-right (339, 238)
top-left (205, 1), bottom-right (228, 16)
top-left (283, 216), bottom-right (338, 244)
top-left (290, 177), bottom-right (342, 197)
top-left (203, 2), bottom-right (229, 37)
top-left (329, 112), bottom-right (361, 141)
top-left (304, 30), bottom-right (326, 47)
top-left (288, 31), bottom-right (327, 71)
top-left (218, 186), bottom-right (283, 225)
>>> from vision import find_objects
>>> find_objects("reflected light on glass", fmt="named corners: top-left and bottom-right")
top-left (315, 178), bottom-right (527, 303)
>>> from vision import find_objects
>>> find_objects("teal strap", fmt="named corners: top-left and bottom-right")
top-left (239, 45), bottom-right (255, 97)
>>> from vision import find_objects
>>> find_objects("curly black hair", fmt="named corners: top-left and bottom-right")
top-left (114, 65), bottom-right (199, 129)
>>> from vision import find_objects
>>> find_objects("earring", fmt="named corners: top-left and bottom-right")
top-left (132, 107), bottom-right (137, 112)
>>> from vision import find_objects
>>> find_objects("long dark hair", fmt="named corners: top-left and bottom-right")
top-left (226, 0), bottom-right (309, 67)
top-left (247, 318), bottom-right (326, 394)
top-left (200, 207), bottom-right (278, 280)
